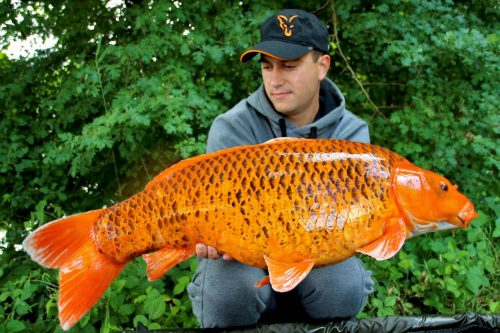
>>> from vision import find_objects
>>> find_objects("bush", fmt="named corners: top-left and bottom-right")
top-left (0, 1), bottom-right (497, 331)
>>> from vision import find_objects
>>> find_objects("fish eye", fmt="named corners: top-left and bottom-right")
top-left (440, 182), bottom-right (449, 191)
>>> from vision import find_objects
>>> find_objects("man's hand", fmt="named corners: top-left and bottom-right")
top-left (195, 243), bottom-right (233, 261)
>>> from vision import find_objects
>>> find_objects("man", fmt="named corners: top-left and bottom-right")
top-left (187, 9), bottom-right (374, 328)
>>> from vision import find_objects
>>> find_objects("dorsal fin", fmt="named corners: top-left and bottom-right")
top-left (264, 137), bottom-right (306, 144)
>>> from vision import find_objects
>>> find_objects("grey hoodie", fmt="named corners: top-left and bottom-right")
top-left (206, 78), bottom-right (369, 153)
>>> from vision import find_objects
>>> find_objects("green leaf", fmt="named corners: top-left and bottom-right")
top-left (193, 51), bottom-right (205, 65)
top-left (0, 291), bottom-right (10, 302)
top-left (429, 240), bottom-right (447, 254)
top-left (173, 276), bottom-right (190, 296)
top-left (465, 267), bottom-right (490, 294)
top-left (384, 296), bottom-right (397, 307)
top-left (489, 301), bottom-right (499, 313)
top-left (79, 311), bottom-right (91, 328)
top-left (144, 296), bottom-right (166, 320)
top-left (7, 320), bottom-right (26, 332)
top-left (133, 314), bottom-right (149, 327)
top-left (493, 217), bottom-right (500, 238)
top-left (118, 303), bottom-right (135, 316)
top-left (14, 300), bottom-right (31, 316)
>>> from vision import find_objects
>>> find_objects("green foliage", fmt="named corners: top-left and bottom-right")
top-left (0, 251), bottom-right (198, 332)
top-left (361, 212), bottom-right (497, 317)
top-left (331, 0), bottom-right (499, 317)
top-left (0, 0), bottom-right (498, 331)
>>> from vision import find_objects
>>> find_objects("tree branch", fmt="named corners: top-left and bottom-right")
top-left (330, 1), bottom-right (387, 120)
top-left (313, 0), bottom-right (333, 14)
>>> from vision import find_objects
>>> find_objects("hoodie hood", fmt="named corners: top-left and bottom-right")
top-left (205, 77), bottom-right (369, 154)
top-left (247, 78), bottom-right (346, 138)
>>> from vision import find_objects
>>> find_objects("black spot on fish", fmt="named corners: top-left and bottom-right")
top-left (279, 154), bottom-right (286, 164)
top-left (260, 176), bottom-right (266, 188)
top-left (255, 189), bottom-right (261, 200)
top-left (250, 180), bottom-right (257, 192)
top-left (262, 226), bottom-right (269, 238)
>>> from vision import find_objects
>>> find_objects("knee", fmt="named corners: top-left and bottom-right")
top-left (298, 257), bottom-right (374, 320)
top-left (187, 259), bottom-right (272, 328)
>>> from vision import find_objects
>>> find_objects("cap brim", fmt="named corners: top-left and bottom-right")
top-left (240, 40), bottom-right (312, 62)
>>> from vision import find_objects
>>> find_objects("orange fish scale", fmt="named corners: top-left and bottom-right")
top-left (93, 139), bottom-right (405, 266)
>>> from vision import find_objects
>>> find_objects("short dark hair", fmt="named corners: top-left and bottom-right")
top-left (311, 50), bottom-right (326, 62)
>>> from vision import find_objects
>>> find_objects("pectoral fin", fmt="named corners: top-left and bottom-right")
top-left (142, 247), bottom-right (194, 281)
top-left (356, 217), bottom-right (407, 260)
top-left (263, 255), bottom-right (314, 292)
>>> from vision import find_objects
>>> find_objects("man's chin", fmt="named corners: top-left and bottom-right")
top-left (272, 103), bottom-right (294, 115)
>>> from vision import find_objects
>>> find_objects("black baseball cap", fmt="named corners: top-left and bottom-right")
top-left (240, 9), bottom-right (329, 62)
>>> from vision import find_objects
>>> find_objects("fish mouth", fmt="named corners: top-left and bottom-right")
top-left (406, 203), bottom-right (477, 238)
top-left (457, 201), bottom-right (478, 227)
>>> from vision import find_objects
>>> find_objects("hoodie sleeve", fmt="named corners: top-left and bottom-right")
top-left (335, 110), bottom-right (371, 144)
top-left (207, 117), bottom-right (244, 153)
top-left (206, 110), bottom-right (259, 153)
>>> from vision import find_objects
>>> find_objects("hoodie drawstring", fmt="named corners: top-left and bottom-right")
top-left (309, 127), bottom-right (317, 139)
top-left (279, 118), bottom-right (287, 137)
top-left (278, 118), bottom-right (317, 138)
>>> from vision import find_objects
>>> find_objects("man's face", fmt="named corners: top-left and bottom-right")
top-left (261, 52), bottom-right (330, 124)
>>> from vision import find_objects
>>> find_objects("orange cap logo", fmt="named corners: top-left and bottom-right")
top-left (277, 15), bottom-right (298, 37)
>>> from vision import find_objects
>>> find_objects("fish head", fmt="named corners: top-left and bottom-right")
top-left (393, 161), bottom-right (478, 237)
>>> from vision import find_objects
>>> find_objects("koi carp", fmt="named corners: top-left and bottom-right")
top-left (23, 138), bottom-right (477, 330)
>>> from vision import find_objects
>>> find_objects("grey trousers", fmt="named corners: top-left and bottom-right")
top-left (187, 256), bottom-right (374, 328)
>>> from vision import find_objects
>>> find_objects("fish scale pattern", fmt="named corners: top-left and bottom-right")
top-left (94, 139), bottom-right (406, 266)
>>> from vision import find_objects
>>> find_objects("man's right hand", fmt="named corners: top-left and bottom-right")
top-left (195, 243), bottom-right (233, 261)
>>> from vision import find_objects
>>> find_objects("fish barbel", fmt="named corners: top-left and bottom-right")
top-left (23, 138), bottom-right (477, 330)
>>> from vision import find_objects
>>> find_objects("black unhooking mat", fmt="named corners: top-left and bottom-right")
top-left (130, 313), bottom-right (499, 333)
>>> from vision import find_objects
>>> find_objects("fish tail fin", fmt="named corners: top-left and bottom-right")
top-left (23, 209), bottom-right (125, 331)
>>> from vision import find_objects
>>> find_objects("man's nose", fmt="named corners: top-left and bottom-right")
top-left (269, 68), bottom-right (285, 87)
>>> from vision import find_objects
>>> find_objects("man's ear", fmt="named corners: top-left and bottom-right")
top-left (318, 54), bottom-right (331, 80)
